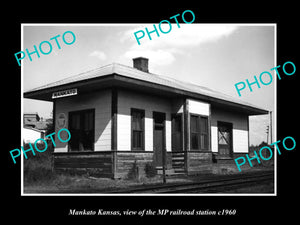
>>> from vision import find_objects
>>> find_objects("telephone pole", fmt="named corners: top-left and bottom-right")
top-left (266, 125), bottom-right (269, 144)
top-left (269, 111), bottom-right (273, 144)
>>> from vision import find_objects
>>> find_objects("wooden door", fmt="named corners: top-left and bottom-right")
top-left (171, 114), bottom-right (182, 151)
top-left (153, 112), bottom-right (165, 167)
top-left (68, 109), bottom-right (95, 151)
top-left (154, 127), bottom-right (164, 167)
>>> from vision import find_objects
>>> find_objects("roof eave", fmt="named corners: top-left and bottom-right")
top-left (23, 74), bottom-right (116, 101)
top-left (113, 75), bottom-right (269, 115)
top-left (24, 73), bottom-right (269, 115)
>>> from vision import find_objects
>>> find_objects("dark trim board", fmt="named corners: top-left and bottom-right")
top-left (183, 99), bottom-right (189, 172)
top-left (53, 151), bottom-right (114, 156)
top-left (111, 88), bottom-right (118, 178)
top-left (53, 99), bottom-right (56, 144)
top-left (111, 88), bottom-right (118, 151)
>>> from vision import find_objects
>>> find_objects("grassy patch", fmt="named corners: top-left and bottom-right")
top-left (23, 142), bottom-right (55, 185)
top-left (23, 144), bottom-right (164, 193)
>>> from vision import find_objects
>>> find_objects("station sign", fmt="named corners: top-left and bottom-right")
top-left (52, 88), bottom-right (77, 99)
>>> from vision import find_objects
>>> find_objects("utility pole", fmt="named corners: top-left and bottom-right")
top-left (269, 111), bottom-right (273, 144)
top-left (266, 125), bottom-right (269, 144)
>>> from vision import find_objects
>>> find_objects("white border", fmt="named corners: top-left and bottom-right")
top-left (21, 23), bottom-right (24, 195)
top-left (21, 23), bottom-right (277, 197)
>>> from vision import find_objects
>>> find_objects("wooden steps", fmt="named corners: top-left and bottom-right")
top-left (171, 152), bottom-right (186, 174)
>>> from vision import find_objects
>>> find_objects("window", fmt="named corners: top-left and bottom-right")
top-left (191, 115), bottom-right (200, 150)
top-left (68, 109), bottom-right (94, 151)
top-left (172, 114), bottom-right (182, 151)
top-left (200, 117), bottom-right (208, 149)
top-left (190, 114), bottom-right (209, 150)
top-left (218, 122), bottom-right (233, 156)
top-left (131, 109), bottom-right (145, 150)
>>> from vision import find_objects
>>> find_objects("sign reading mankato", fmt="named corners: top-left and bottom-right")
top-left (52, 88), bottom-right (77, 99)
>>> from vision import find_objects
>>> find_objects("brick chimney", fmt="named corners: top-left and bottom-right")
top-left (133, 57), bottom-right (149, 73)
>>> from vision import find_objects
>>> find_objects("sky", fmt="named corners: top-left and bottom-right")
top-left (22, 24), bottom-right (275, 145)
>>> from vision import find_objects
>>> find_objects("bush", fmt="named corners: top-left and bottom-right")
top-left (127, 160), bottom-right (139, 180)
top-left (249, 143), bottom-right (274, 168)
top-left (144, 163), bottom-right (157, 178)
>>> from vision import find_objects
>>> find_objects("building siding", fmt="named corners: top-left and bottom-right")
top-left (22, 127), bottom-right (44, 143)
top-left (52, 88), bottom-right (251, 177)
top-left (117, 89), bottom-right (172, 152)
top-left (53, 152), bottom-right (113, 178)
top-left (54, 90), bottom-right (111, 152)
top-left (232, 129), bottom-right (248, 153)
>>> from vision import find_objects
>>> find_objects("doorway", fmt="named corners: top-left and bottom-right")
top-left (68, 109), bottom-right (95, 152)
top-left (217, 121), bottom-right (233, 157)
top-left (153, 112), bottom-right (166, 167)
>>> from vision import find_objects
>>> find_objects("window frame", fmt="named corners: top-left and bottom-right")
top-left (131, 108), bottom-right (145, 151)
top-left (199, 116), bottom-right (209, 150)
top-left (189, 113), bottom-right (209, 151)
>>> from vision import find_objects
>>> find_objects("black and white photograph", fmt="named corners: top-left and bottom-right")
top-left (4, 5), bottom-right (298, 223)
top-left (22, 24), bottom-right (275, 195)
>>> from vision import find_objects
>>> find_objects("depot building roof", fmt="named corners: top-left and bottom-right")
top-left (24, 59), bottom-right (269, 115)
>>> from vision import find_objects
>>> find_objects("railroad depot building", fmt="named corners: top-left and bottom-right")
top-left (24, 57), bottom-right (268, 178)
